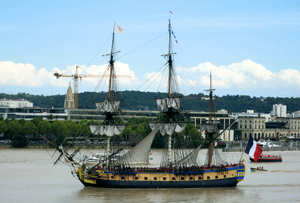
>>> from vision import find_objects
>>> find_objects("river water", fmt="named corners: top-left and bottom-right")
top-left (0, 148), bottom-right (299, 203)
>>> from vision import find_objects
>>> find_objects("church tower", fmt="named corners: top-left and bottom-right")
top-left (64, 82), bottom-right (74, 108)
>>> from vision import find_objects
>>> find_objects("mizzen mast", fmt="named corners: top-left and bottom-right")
top-left (204, 73), bottom-right (216, 166)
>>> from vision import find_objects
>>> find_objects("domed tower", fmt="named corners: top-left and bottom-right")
top-left (64, 82), bottom-right (74, 108)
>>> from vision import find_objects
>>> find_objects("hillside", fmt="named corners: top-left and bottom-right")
top-left (1, 92), bottom-right (300, 114)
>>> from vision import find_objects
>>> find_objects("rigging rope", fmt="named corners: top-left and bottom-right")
top-left (116, 32), bottom-right (168, 60)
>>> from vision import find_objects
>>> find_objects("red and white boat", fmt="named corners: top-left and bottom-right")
top-left (250, 154), bottom-right (282, 162)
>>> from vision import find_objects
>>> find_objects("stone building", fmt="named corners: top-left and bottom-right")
top-left (235, 116), bottom-right (300, 140)
top-left (64, 83), bottom-right (74, 109)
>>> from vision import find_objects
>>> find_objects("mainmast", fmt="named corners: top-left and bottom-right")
top-left (162, 19), bottom-right (176, 98)
top-left (168, 19), bottom-right (172, 97)
top-left (150, 19), bottom-right (186, 167)
top-left (167, 19), bottom-right (174, 166)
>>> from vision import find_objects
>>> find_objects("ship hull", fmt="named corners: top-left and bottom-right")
top-left (80, 177), bottom-right (238, 188)
top-left (77, 164), bottom-right (246, 188)
top-left (249, 158), bottom-right (282, 162)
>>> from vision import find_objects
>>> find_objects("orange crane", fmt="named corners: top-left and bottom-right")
top-left (54, 65), bottom-right (130, 109)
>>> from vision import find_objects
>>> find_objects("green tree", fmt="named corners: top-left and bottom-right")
top-left (0, 121), bottom-right (8, 135)
top-left (38, 120), bottom-right (52, 135)
top-left (47, 114), bottom-right (53, 120)
top-left (4, 118), bottom-right (10, 125)
top-left (77, 122), bottom-right (91, 136)
top-left (56, 125), bottom-right (68, 145)
top-left (31, 117), bottom-right (43, 127)
top-left (11, 134), bottom-right (29, 148)
top-left (22, 122), bottom-right (38, 135)
top-left (18, 119), bottom-right (26, 126)
top-left (7, 120), bottom-right (22, 138)
top-left (65, 120), bottom-right (78, 136)
top-left (184, 123), bottom-right (203, 147)
top-left (52, 120), bottom-right (66, 135)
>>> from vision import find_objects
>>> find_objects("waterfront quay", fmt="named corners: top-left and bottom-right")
top-left (223, 140), bottom-right (300, 152)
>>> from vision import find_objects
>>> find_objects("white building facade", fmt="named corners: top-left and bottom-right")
top-left (0, 98), bottom-right (33, 108)
top-left (271, 104), bottom-right (287, 117)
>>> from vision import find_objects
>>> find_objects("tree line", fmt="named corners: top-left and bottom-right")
top-left (0, 116), bottom-right (204, 149)
top-left (1, 91), bottom-right (300, 113)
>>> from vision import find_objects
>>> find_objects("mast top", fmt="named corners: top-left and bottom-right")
top-left (102, 23), bottom-right (123, 101)
top-left (204, 73), bottom-right (215, 123)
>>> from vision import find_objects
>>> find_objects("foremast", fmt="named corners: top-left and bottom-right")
top-left (90, 23), bottom-right (125, 166)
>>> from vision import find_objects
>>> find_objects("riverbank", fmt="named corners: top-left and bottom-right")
top-left (1, 142), bottom-right (299, 151)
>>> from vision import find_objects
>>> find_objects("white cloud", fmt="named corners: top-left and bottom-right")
top-left (0, 61), bottom-right (140, 91)
top-left (0, 61), bottom-right (58, 87)
top-left (178, 59), bottom-right (300, 95)
top-left (275, 69), bottom-right (300, 86)
top-left (3, 59), bottom-right (300, 97)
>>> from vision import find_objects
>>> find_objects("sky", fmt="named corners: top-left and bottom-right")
top-left (1, 0), bottom-right (300, 98)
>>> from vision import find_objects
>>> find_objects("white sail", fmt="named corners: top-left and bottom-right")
top-left (149, 122), bottom-right (186, 135)
top-left (174, 145), bottom-right (202, 166)
top-left (155, 97), bottom-right (181, 111)
top-left (94, 99), bottom-right (120, 113)
top-left (199, 124), bottom-right (218, 134)
top-left (167, 97), bottom-right (181, 110)
top-left (90, 124), bottom-right (126, 137)
top-left (118, 127), bottom-right (158, 164)
top-left (156, 98), bottom-right (167, 111)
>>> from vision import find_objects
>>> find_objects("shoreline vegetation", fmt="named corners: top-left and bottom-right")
top-left (2, 91), bottom-right (300, 113)
top-left (1, 142), bottom-right (299, 152)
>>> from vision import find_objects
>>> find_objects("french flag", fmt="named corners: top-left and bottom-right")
top-left (245, 135), bottom-right (263, 162)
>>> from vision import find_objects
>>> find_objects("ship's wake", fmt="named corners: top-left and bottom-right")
top-left (270, 169), bottom-right (300, 173)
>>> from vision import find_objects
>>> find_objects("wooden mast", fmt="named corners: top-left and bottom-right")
top-left (205, 72), bottom-right (215, 166)
top-left (168, 19), bottom-right (172, 97)
top-left (160, 18), bottom-right (178, 167)
top-left (103, 23), bottom-right (120, 101)
top-left (108, 28), bottom-right (115, 101)
top-left (102, 23), bottom-right (120, 164)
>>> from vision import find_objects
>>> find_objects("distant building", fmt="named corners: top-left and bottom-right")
top-left (0, 106), bottom-right (67, 121)
top-left (0, 98), bottom-right (33, 108)
top-left (231, 110), bottom-right (271, 122)
top-left (271, 104), bottom-right (287, 117)
top-left (231, 110), bottom-right (258, 118)
top-left (64, 82), bottom-right (74, 109)
top-left (292, 111), bottom-right (300, 118)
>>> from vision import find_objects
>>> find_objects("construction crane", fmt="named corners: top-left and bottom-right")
top-left (54, 65), bottom-right (130, 109)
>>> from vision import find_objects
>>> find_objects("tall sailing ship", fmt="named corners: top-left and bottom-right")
top-left (44, 20), bottom-right (246, 188)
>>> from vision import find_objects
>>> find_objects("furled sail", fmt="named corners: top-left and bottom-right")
top-left (117, 127), bottom-right (158, 164)
top-left (94, 99), bottom-right (121, 113)
top-left (90, 124), bottom-right (126, 137)
top-left (156, 98), bottom-right (167, 111)
top-left (155, 97), bottom-right (181, 111)
top-left (167, 97), bottom-right (181, 109)
top-left (199, 124), bottom-right (218, 134)
top-left (149, 122), bottom-right (186, 135)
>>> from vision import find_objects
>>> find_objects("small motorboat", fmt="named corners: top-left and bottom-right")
top-left (250, 166), bottom-right (267, 172)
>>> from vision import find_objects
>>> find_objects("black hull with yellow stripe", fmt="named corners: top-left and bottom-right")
top-left (76, 164), bottom-right (246, 188)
